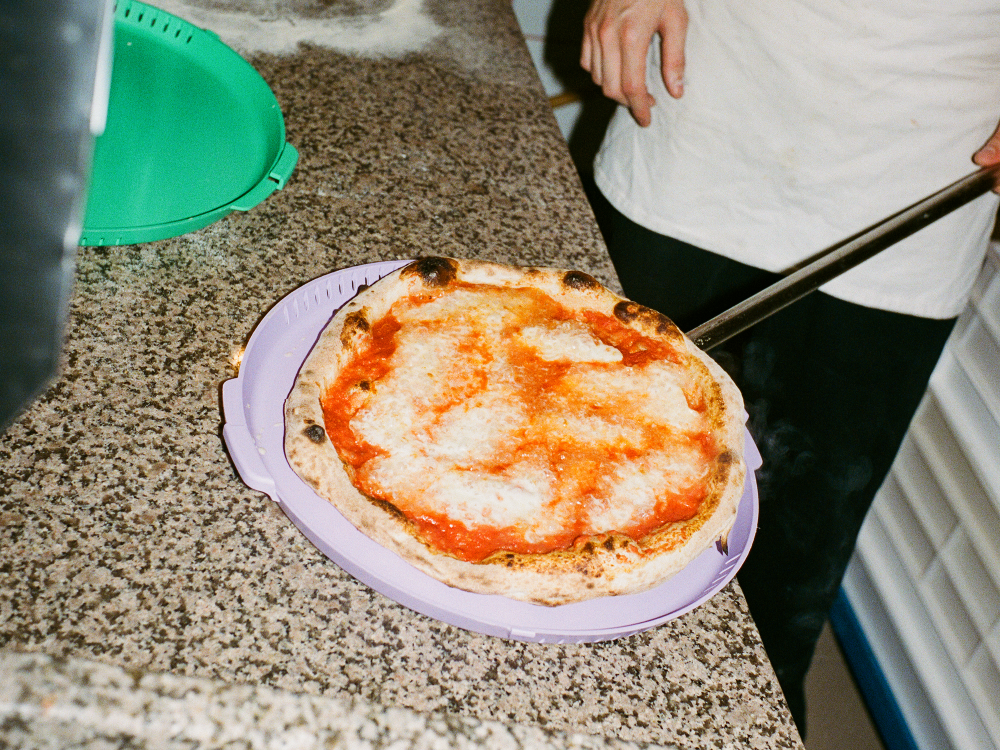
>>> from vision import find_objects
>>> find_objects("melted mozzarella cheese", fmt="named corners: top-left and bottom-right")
top-left (421, 471), bottom-right (557, 539)
top-left (425, 391), bottom-right (526, 465)
top-left (341, 284), bottom-right (711, 552)
top-left (558, 363), bottom-right (701, 432)
top-left (606, 449), bottom-right (703, 514)
top-left (395, 287), bottom-right (536, 332)
top-left (517, 321), bottom-right (623, 363)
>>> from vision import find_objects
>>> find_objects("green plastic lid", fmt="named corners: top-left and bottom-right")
top-left (80, 0), bottom-right (298, 246)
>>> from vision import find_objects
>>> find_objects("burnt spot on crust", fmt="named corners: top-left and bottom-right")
top-left (574, 535), bottom-right (624, 556)
top-left (713, 449), bottom-right (734, 485)
top-left (370, 498), bottom-right (408, 522)
top-left (340, 309), bottom-right (371, 348)
top-left (612, 301), bottom-right (645, 324)
top-left (401, 257), bottom-right (458, 288)
top-left (613, 301), bottom-right (679, 337)
top-left (342, 310), bottom-right (370, 334)
top-left (357, 380), bottom-right (371, 391)
top-left (561, 270), bottom-right (602, 292)
top-left (494, 552), bottom-right (518, 568)
top-left (303, 424), bottom-right (327, 444)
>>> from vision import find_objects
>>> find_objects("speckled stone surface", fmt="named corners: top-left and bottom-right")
top-left (0, 651), bottom-right (661, 750)
top-left (0, 1), bottom-right (802, 748)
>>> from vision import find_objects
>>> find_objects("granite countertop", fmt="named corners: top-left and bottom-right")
top-left (0, 1), bottom-right (802, 747)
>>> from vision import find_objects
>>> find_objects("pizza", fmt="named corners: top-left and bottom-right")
top-left (284, 257), bottom-right (745, 606)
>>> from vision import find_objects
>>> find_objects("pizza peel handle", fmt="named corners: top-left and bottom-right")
top-left (688, 164), bottom-right (1000, 350)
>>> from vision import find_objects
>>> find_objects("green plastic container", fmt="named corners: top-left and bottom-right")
top-left (80, 0), bottom-right (298, 246)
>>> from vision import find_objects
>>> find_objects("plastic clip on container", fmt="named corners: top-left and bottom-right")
top-left (80, 0), bottom-right (298, 246)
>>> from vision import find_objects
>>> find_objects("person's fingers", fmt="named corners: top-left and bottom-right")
top-left (659, 2), bottom-right (688, 98)
top-left (580, 27), bottom-right (593, 74)
top-left (581, 5), bottom-right (600, 83)
top-left (619, 20), bottom-right (655, 125)
top-left (973, 121), bottom-right (1000, 166)
top-left (581, 0), bottom-right (688, 126)
top-left (973, 120), bottom-right (1000, 192)
top-left (594, 13), bottom-right (628, 107)
top-left (582, 3), bottom-right (611, 90)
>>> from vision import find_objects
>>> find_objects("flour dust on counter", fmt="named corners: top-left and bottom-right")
top-left (151, 0), bottom-right (442, 56)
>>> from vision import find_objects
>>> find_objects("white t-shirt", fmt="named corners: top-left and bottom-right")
top-left (594, 0), bottom-right (1000, 318)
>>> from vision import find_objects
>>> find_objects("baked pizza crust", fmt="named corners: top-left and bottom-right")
top-left (284, 257), bottom-right (746, 606)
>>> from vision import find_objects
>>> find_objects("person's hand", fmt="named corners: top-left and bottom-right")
top-left (973, 119), bottom-right (1000, 193)
top-left (580, 0), bottom-right (688, 127)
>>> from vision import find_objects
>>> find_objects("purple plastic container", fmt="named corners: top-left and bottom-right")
top-left (222, 261), bottom-right (762, 643)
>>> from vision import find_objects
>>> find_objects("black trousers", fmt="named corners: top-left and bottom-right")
top-left (606, 210), bottom-right (956, 732)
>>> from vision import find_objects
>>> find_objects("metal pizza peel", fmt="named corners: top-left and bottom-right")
top-left (687, 164), bottom-right (1000, 350)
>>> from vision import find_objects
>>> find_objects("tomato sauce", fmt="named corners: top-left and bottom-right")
top-left (413, 510), bottom-right (579, 561)
top-left (320, 315), bottom-right (401, 466)
top-left (579, 309), bottom-right (684, 367)
top-left (320, 284), bottom-right (722, 562)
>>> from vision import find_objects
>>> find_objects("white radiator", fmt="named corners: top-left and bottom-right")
top-left (844, 241), bottom-right (1000, 750)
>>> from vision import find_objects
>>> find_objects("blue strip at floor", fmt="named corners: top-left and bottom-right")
top-left (829, 589), bottom-right (920, 750)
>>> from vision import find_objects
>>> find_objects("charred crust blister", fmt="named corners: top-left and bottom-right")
top-left (613, 301), bottom-right (679, 337)
top-left (561, 270), bottom-right (602, 292)
top-left (714, 450), bottom-right (733, 483)
top-left (402, 257), bottom-right (458, 287)
top-left (304, 424), bottom-right (327, 444)
top-left (342, 310), bottom-right (370, 333)
top-left (340, 309), bottom-right (371, 348)
top-left (613, 301), bottom-right (640, 322)
top-left (370, 498), bottom-right (407, 521)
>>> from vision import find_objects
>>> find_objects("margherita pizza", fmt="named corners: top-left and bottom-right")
top-left (284, 257), bottom-right (745, 606)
